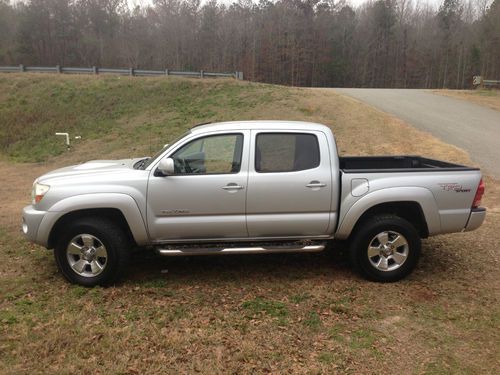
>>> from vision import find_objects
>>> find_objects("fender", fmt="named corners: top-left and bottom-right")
top-left (37, 193), bottom-right (150, 246)
top-left (335, 187), bottom-right (441, 240)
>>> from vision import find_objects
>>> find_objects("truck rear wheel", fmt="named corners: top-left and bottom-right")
top-left (350, 215), bottom-right (421, 282)
top-left (54, 217), bottom-right (130, 286)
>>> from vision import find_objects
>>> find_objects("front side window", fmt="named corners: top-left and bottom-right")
top-left (171, 133), bottom-right (243, 174)
top-left (140, 131), bottom-right (191, 170)
top-left (255, 133), bottom-right (320, 173)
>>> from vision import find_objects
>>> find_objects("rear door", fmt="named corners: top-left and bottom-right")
top-left (246, 130), bottom-right (333, 237)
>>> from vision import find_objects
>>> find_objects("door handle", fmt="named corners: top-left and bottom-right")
top-left (306, 181), bottom-right (326, 188)
top-left (222, 184), bottom-right (244, 190)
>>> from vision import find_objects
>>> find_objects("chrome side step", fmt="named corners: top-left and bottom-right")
top-left (156, 243), bottom-right (326, 256)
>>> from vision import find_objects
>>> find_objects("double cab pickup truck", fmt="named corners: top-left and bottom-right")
top-left (22, 121), bottom-right (486, 286)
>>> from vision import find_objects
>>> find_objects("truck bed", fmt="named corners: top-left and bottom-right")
top-left (339, 155), bottom-right (478, 173)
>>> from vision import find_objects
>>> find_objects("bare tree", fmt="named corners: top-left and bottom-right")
top-left (0, 0), bottom-right (498, 88)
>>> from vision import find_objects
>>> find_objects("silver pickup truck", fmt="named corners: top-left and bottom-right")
top-left (22, 121), bottom-right (486, 286)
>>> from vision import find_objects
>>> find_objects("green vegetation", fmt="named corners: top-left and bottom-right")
top-left (303, 311), bottom-right (322, 330)
top-left (289, 292), bottom-right (312, 304)
top-left (242, 297), bottom-right (289, 320)
top-left (0, 75), bottom-right (277, 161)
top-left (349, 329), bottom-right (376, 350)
top-left (318, 351), bottom-right (344, 365)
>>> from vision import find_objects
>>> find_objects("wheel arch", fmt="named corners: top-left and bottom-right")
top-left (48, 208), bottom-right (136, 249)
top-left (349, 202), bottom-right (429, 239)
top-left (336, 187), bottom-right (440, 240)
top-left (39, 193), bottom-right (149, 249)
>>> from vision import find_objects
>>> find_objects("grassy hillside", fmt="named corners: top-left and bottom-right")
top-left (0, 74), bottom-right (282, 161)
top-left (0, 74), bottom-right (472, 165)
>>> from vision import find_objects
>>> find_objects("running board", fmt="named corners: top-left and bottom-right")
top-left (156, 243), bottom-right (326, 256)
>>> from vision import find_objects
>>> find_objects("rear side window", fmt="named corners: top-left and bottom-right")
top-left (255, 133), bottom-right (320, 173)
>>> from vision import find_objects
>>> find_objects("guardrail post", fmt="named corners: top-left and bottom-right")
top-left (200, 70), bottom-right (204, 79)
top-left (19, 64), bottom-right (25, 72)
top-left (129, 67), bottom-right (134, 76)
top-left (165, 69), bottom-right (169, 76)
top-left (92, 66), bottom-right (98, 75)
top-left (56, 65), bottom-right (61, 73)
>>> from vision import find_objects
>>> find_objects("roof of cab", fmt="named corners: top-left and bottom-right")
top-left (190, 120), bottom-right (330, 134)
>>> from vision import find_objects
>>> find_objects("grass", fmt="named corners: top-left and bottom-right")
top-left (289, 292), bottom-right (312, 304)
top-left (431, 88), bottom-right (500, 111)
top-left (0, 74), bottom-right (275, 162)
top-left (303, 311), bottom-right (322, 330)
top-left (0, 74), bottom-right (499, 373)
top-left (242, 297), bottom-right (289, 326)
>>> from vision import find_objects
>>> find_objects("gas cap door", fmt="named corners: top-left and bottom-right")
top-left (351, 178), bottom-right (369, 197)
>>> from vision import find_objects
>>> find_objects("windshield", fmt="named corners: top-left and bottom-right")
top-left (140, 130), bottom-right (191, 169)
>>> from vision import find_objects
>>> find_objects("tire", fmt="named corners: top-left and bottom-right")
top-left (54, 217), bottom-right (131, 286)
top-left (349, 214), bottom-right (421, 282)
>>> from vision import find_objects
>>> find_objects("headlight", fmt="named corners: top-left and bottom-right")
top-left (32, 183), bottom-right (50, 204)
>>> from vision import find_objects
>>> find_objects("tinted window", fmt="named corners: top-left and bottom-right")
top-left (172, 134), bottom-right (243, 174)
top-left (255, 133), bottom-right (320, 173)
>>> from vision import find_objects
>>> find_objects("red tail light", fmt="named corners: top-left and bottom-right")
top-left (472, 178), bottom-right (485, 209)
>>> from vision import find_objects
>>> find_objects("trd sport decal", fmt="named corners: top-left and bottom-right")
top-left (438, 183), bottom-right (471, 193)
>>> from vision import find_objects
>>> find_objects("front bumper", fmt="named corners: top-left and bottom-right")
top-left (463, 207), bottom-right (486, 232)
top-left (22, 205), bottom-right (47, 246)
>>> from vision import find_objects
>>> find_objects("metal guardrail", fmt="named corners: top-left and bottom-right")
top-left (483, 79), bottom-right (500, 87)
top-left (0, 65), bottom-right (243, 80)
top-left (473, 76), bottom-right (499, 87)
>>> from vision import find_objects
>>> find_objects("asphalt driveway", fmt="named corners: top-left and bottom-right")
top-left (333, 89), bottom-right (500, 178)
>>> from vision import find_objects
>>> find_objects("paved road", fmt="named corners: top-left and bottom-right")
top-left (334, 88), bottom-right (500, 178)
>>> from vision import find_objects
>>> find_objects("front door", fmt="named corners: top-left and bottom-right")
top-left (147, 131), bottom-right (249, 241)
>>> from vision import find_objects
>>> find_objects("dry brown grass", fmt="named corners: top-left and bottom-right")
top-left (430, 89), bottom-right (500, 111)
top-left (0, 77), bottom-right (499, 374)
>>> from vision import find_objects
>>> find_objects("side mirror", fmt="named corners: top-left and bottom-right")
top-left (158, 157), bottom-right (175, 175)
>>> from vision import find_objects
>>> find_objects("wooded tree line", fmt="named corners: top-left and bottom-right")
top-left (0, 0), bottom-right (498, 88)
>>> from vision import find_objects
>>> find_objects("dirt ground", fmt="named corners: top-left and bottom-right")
top-left (0, 85), bottom-right (499, 374)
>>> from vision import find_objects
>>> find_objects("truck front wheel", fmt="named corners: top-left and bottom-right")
top-left (54, 217), bottom-right (130, 286)
top-left (350, 215), bottom-right (421, 282)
